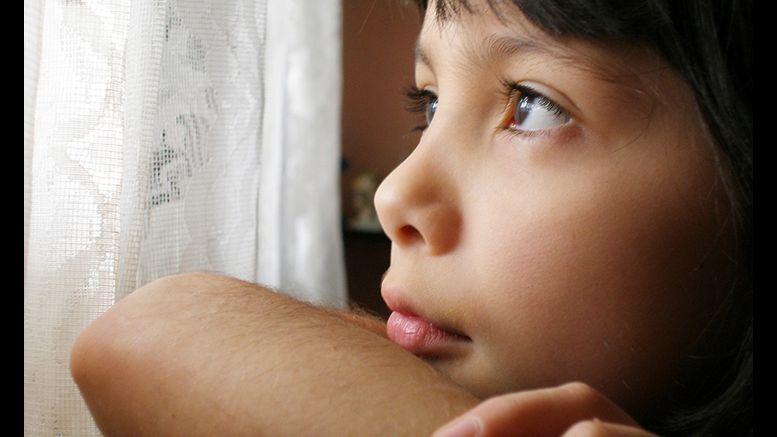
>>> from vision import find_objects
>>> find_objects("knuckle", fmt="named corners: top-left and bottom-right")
top-left (559, 381), bottom-right (601, 403)
top-left (482, 392), bottom-right (524, 413)
top-left (565, 420), bottom-right (611, 437)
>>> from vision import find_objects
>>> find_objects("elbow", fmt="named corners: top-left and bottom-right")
top-left (70, 272), bottom-right (270, 435)
top-left (69, 286), bottom-right (150, 436)
top-left (70, 296), bottom-right (132, 400)
top-left (71, 272), bottom-right (208, 386)
top-left (69, 274), bottom-right (193, 435)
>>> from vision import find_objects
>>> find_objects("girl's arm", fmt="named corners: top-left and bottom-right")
top-left (70, 272), bottom-right (479, 437)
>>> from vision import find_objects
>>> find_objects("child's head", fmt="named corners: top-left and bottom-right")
top-left (375, 0), bottom-right (751, 434)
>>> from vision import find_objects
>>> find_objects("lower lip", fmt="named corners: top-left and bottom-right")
top-left (386, 311), bottom-right (470, 356)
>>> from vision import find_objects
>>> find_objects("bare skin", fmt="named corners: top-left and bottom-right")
top-left (70, 273), bottom-right (479, 437)
top-left (71, 273), bottom-right (656, 437)
top-left (376, 1), bottom-right (733, 428)
top-left (432, 386), bottom-right (657, 437)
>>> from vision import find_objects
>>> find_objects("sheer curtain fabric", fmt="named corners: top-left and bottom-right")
top-left (24, 0), bottom-right (345, 435)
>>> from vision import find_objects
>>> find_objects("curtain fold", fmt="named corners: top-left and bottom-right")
top-left (259, 0), bottom-right (346, 305)
top-left (24, 0), bottom-right (345, 434)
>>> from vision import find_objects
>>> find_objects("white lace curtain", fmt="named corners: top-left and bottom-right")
top-left (24, 0), bottom-right (345, 434)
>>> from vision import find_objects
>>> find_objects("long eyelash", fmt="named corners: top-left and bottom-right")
top-left (402, 84), bottom-right (435, 132)
top-left (501, 80), bottom-right (566, 116)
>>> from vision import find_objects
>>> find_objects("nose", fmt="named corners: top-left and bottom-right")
top-left (374, 134), bottom-right (462, 255)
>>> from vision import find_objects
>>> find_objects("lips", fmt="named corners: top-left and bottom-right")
top-left (383, 285), bottom-right (471, 356)
top-left (386, 311), bottom-right (470, 356)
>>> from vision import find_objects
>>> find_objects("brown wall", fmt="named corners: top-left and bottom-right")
top-left (341, 1), bottom-right (421, 316)
top-left (342, 1), bottom-right (421, 217)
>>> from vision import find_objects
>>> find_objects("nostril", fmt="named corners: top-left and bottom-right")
top-left (397, 225), bottom-right (424, 246)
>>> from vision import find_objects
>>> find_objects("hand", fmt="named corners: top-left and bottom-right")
top-left (432, 382), bottom-right (659, 437)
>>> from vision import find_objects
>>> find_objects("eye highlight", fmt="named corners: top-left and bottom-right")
top-left (504, 83), bottom-right (570, 133)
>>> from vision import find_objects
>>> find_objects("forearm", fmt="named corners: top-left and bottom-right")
top-left (70, 273), bottom-right (478, 437)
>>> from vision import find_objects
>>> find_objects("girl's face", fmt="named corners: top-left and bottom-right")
top-left (375, 2), bottom-right (734, 420)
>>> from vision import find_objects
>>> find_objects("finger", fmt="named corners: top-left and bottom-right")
top-left (563, 420), bottom-right (658, 437)
top-left (433, 382), bottom-right (640, 437)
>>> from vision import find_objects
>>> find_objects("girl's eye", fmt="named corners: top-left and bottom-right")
top-left (425, 96), bottom-right (438, 125)
top-left (508, 86), bottom-right (570, 132)
top-left (403, 83), bottom-right (569, 134)
top-left (403, 85), bottom-right (438, 131)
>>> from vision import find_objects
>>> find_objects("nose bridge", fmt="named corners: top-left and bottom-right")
top-left (374, 125), bottom-right (463, 255)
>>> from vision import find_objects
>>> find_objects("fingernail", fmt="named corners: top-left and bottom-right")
top-left (433, 417), bottom-right (480, 437)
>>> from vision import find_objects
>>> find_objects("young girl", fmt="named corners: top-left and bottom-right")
top-left (394, 1), bottom-right (752, 436)
top-left (70, 0), bottom-right (751, 436)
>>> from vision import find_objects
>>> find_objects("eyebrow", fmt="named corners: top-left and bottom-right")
top-left (415, 33), bottom-right (602, 78)
top-left (415, 34), bottom-right (574, 69)
top-left (412, 27), bottom-right (669, 116)
top-left (414, 41), bottom-right (430, 68)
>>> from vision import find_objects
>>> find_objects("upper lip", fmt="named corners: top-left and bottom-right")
top-left (381, 281), bottom-right (418, 317)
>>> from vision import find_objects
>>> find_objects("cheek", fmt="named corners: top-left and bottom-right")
top-left (467, 151), bottom-right (730, 409)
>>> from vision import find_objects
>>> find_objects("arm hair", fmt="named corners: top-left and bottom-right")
top-left (70, 272), bottom-right (478, 437)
